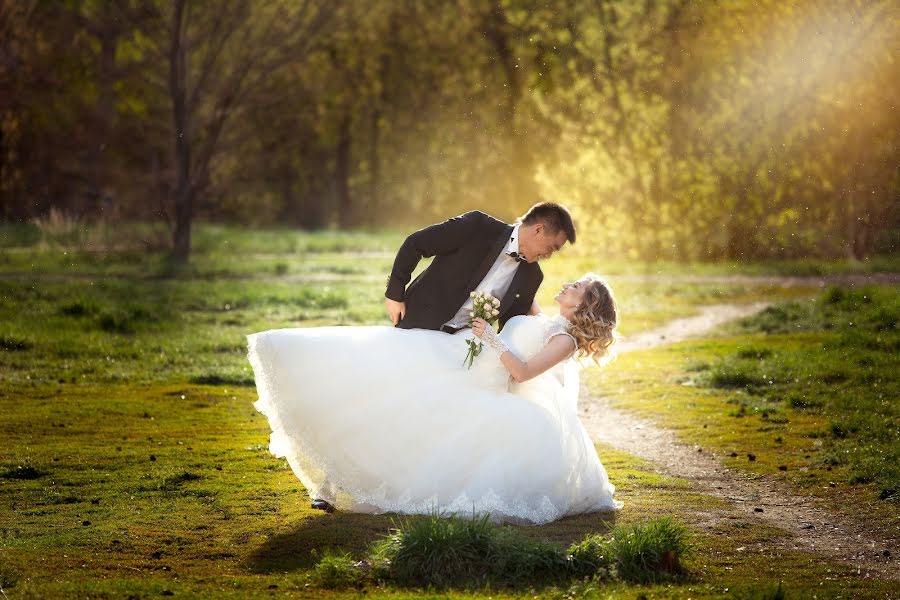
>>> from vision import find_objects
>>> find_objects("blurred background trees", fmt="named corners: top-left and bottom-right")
top-left (2, 0), bottom-right (897, 261)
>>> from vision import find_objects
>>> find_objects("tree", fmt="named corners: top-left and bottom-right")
top-left (164, 0), bottom-right (340, 261)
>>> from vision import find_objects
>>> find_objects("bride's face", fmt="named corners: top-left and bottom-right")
top-left (553, 277), bottom-right (590, 309)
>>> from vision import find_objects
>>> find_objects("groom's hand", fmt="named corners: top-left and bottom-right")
top-left (385, 298), bottom-right (406, 325)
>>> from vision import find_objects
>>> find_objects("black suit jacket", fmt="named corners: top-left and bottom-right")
top-left (385, 211), bottom-right (543, 331)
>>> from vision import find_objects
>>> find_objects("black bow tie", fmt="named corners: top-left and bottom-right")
top-left (507, 251), bottom-right (525, 263)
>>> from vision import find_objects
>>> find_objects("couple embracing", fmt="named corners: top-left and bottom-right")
top-left (247, 202), bottom-right (622, 525)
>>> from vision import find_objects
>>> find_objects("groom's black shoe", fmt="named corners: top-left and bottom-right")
top-left (311, 498), bottom-right (335, 513)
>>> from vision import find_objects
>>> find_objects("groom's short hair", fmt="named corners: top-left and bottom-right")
top-left (519, 202), bottom-right (577, 244)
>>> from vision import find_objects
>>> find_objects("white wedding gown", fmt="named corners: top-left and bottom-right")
top-left (247, 313), bottom-right (622, 525)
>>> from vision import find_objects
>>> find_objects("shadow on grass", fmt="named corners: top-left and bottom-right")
top-left (244, 509), bottom-right (619, 575)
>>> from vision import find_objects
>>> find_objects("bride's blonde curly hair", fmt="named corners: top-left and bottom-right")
top-left (569, 274), bottom-right (620, 365)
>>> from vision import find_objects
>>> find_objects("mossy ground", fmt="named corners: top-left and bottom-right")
top-left (587, 286), bottom-right (900, 537)
top-left (0, 225), bottom-right (896, 598)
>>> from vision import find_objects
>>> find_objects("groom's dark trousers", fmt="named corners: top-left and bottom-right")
top-left (385, 211), bottom-right (543, 331)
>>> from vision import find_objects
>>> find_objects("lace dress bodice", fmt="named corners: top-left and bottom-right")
top-left (481, 313), bottom-right (579, 390)
top-left (501, 313), bottom-right (577, 357)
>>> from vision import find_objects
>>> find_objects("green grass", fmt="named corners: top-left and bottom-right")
top-left (0, 225), bottom-right (819, 388)
top-left (1, 224), bottom-right (898, 598)
top-left (588, 285), bottom-right (900, 546)
top-left (705, 286), bottom-right (900, 501)
top-left (4, 220), bottom-right (899, 274)
top-left (0, 381), bottom-right (893, 597)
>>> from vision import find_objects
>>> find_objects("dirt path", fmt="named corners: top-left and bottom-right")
top-left (617, 302), bottom-right (771, 353)
top-left (613, 272), bottom-right (900, 287)
top-left (580, 303), bottom-right (900, 580)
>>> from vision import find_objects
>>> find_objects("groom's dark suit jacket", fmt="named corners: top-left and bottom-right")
top-left (385, 211), bottom-right (543, 331)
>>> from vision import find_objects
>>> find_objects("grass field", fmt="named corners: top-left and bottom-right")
top-left (1, 224), bottom-right (897, 598)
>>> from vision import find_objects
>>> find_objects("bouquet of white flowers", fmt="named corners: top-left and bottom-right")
top-left (463, 291), bottom-right (501, 369)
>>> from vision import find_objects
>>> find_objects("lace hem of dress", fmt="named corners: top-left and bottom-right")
top-left (247, 332), bottom-right (619, 525)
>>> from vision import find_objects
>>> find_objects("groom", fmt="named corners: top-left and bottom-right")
top-left (384, 201), bottom-right (576, 332)
top-left (310, 202), bottom-right (576, 512)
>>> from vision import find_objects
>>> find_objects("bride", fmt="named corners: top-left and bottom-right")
top-left (247, 273), bottom-right (622, 525)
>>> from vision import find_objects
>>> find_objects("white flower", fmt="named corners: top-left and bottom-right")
top-left (470, 311), bottom-right (475, 317)
top-left (492, 298), bottom-right (500, 306)
top-left (492, 309), bottom-right (499, 316)
top-left (470, 291), bottom-right (477, 298)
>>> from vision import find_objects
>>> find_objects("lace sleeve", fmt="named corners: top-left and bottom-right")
top-left (546, 320), bottom-right (577, 351)
top-left (481, 324), bottom-right (509, 355)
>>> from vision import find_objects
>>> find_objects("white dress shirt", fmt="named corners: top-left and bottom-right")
top-left (443, 224), bottom-right (522, 329)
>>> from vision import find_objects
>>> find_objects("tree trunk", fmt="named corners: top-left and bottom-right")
top-left (482, 0), bottom-right (538, 211)
top-left (368, 105), bottom-right (381, 224)
top-left (93, 25), bottom-right (116, 211)
top-left (169, 0), bottom-right (192, 262)
top-left (335, 112), bottom-right (352, 229)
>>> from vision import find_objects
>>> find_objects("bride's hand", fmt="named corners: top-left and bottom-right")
top-left (471, 317), bottom-right (489, 338)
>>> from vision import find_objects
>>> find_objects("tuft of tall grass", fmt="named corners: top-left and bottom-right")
top-left (316, 513), bottom-right (691, 590)
top-left (310, 549), bottom-right (371, 589)
top-left (565, 533), bottom-right (610, 577)
top-left (369, 512), bottom-right (568, 588)
top-left (602, 517), bottom-right (692, 583)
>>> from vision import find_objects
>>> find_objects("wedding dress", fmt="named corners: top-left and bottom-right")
top-left (247, 313), bottom-right (622, 525)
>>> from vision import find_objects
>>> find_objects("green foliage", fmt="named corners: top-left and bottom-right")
top-left (5, 1), bottom-right (899, 260)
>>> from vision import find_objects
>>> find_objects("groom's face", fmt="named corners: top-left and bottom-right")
top-left (520, 223), bottom-right (568, 263)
